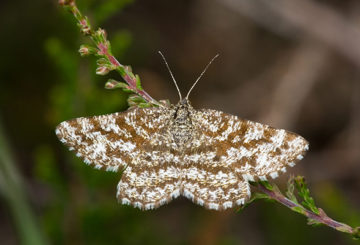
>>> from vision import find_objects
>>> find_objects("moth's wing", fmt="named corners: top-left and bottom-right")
top-left (112, 107), bottom-right (182, 210)
top-left (194, 109), bottom-right (309, 182)
top-left (182, 163), bottom-right (250, 210)
top-left (118, 159), bottom-right (181, 210)
top-left (55, 107), bottom-right (169, 172)
top-left (56, 107), bottom-right (182, 210)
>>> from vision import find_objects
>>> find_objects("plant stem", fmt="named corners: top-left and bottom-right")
top-left (59, 0), bottom-right (160, 106)
top-left (256, 182), bottom-right (358, 236)
top-left (97, 43), bottom-right (157, 105)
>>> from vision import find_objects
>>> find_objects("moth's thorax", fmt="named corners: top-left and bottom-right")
top-left (169, 99), bottom-right (195, 148)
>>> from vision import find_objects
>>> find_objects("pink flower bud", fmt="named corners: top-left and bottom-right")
top-left (79, 19), bottom-right (91, 35)
top-left (96, 28), bottom-right (107, 39)
top-left (79, 46), bottom-right (90, 56)
top-left (96, 66), bottom-right (110, 75)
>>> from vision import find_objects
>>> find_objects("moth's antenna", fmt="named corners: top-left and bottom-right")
top-left (186, 54), bottom-right (219, 99)
top-left (158, 51), bottom-right (182, 101)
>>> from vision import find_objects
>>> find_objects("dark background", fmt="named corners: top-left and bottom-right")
top-left (0, 0), bottom-right (360, 244)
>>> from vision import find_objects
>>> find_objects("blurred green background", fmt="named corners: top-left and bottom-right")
top-left (1, 0), bottom-right (360, 244)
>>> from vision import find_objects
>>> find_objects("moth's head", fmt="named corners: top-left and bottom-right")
top-left (174, 99), bottom-right (192, 121)
top-left (179, 98), bottom-right (191, 106)
top-left (175, 98), bottom-right (191, 110)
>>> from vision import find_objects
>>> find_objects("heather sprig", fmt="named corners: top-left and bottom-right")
top-left (250, 177), bottom-right (360, 239)
top-left (59, 0), bottom-right (159, 107)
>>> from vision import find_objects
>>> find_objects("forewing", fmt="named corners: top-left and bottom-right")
top-left (55, 107), bottom-right (169, 172)
top-left (194, 109), bottom-right (309, 181)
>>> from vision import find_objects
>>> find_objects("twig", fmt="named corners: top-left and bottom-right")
top-left (252, 179), bottom-right (360, 239)
top-left (59, 0), bottom-right (160, 107)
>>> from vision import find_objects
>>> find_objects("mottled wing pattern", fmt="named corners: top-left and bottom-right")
top-left (118, 160), bottom-right (181, 210)
top-left (182, 161), bottom-right (250, 210)
top-left (196, 109), bottom-right (309, 181)
top-left (180, 109), bottom-right (308, 210)
top-left (56, 107), bottom-right (156, 171)
top-left (56, 107), bottom-right (181, 210)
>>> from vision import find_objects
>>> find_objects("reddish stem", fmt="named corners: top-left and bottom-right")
top-left (62, 0), bottom-right (159, 106)
top-left (97, 43), bottom-right (158, 105)
top-left (257, 184), bottom-right (354, 234)
top-left (98, 43), bottom-right (121, 67)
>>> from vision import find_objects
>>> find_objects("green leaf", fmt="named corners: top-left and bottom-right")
top-left (128, 95), bottom-right (146, 103)
top-left (248, 192), bottom-right (271, 203)
top-left (105, 79), bottom-right (130, 91)
top-left (138, 102), bottom-right (152, 108)
top-left (294, 176), bottom-right (320, 215)
top-left (259, 180), bottom-right (274, 191)
top-left (127, 95), bottom-right (147, 107)
top-left (237, 191), bottom-right (272, 213)
top-left (291, 206), bottom-right (306, 215)
top-left (116, 66), bottom-right (127, 78)
top-left (307, 218), bottom-right (322, 227)
top-left (96, 57), bottom-right (110, 66)
top-left (123, 66), bottom-right (136, 81)
top-left (135, 74), bottom-right (143, 90)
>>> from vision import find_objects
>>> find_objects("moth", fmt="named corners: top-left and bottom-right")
top-left (56, 52), bottom-right (308, 211)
